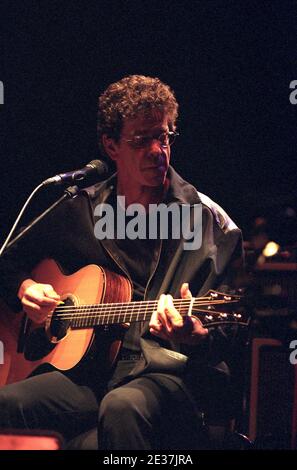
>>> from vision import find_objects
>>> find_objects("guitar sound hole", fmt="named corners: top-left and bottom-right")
top-left (50, 297), bottom-right (74, 340)
top-left (23, 297), bottom-right (75, 361)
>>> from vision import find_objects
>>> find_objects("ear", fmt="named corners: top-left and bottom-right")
top-left (102, 134), bottom-right (119, 161)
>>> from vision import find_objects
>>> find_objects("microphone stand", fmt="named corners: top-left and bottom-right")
top-left (0, 184), bottom-right (79, 353)
top-left (2, 185), bottom-right (79, 253)
top-left (1, 160), bottom-right (109, 257)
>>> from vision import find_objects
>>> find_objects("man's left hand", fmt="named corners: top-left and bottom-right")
top-left (149, 283), bottom-right (209, 345)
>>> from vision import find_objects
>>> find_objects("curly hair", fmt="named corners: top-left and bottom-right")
top-left (97, 75), bottom-right (179, 155)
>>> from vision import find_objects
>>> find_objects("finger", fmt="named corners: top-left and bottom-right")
top-left (164, 295), bottom-right (183, 330)
top-left (157, 294), bottom-right (166, 313)
top-left (24, 292), bottom-right (58, 307)
top-left (180, 282), bottom-right (192, 299)
top-left (21, 301), bottom-right (48, 324)
top-left (22, 298), bottom-right (41, 312)
top-left (149, 325), bottom-right (170, 341)
top-left (149, 308), bottom-right (169, 340)
top-left (149, 309), bottom-right (162, 332)
top-left (22, 297), bottom-right (54, 315)
top-left (184, 318), bottom-right (209, 345)
top-left (191, 317), bottom-right (209, 336)
top-left (43, 285), bottom-right (60, 300)
top-left (157, 294), bottom-right (171, 331)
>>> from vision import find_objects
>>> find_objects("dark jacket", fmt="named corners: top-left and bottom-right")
top-left (0, 166), bottom-right (243, 393)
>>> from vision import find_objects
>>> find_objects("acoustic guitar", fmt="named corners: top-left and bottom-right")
top-left (0, 259), bottom-right (247, 386)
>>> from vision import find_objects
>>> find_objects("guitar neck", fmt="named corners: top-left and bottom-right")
top-left (71, 299), bottom-right (186, 328)
top-left (55, 296), bottom-right (241, 329)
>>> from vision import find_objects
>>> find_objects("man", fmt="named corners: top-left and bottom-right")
top-left (0, 75), bottom-right (243, 449)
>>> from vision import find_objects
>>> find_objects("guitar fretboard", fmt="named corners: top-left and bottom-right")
top-left (53, 296), bottom-right (240, 328)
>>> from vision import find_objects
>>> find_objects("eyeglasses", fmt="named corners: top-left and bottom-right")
top-left (123, 130), bottom-right (179, 149)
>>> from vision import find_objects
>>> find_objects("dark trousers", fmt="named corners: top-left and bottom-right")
top-left (0, 370), bottom-right (206, 450)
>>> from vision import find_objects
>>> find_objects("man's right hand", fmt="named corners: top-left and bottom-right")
top-left (18, 279), bottom-right (61, 324)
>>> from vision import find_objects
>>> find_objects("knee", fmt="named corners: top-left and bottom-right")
top-left (0, 387), bottom-right (22, 410)
top-left (98, 386), bottom-right (153, 434)
top-left (0, 387), bottom-right (26, 426)
top-left (99, 388), bottom-right (138, 424)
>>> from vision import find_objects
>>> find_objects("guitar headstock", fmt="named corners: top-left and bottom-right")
top-left (192, 290), bottom-right (249, 327)
top-left (192, 310), bottom-right (249, 328)
top-left (204, 289), bottom-right (242, 303)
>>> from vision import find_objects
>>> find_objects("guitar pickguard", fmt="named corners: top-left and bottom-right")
top-left (24, 328), bottom-right (56, 361)
top-left (45, 295), bottom-right (76, 343)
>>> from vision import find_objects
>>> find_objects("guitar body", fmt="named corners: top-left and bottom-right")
top-left (0, 259), bottom-right (245, 387)
top-left (0, 299), bottom-right (26, 386)
top-left (0, 259), bottom-right (132, 386)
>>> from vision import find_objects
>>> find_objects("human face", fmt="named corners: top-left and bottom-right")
top-left (109, 112), bottom-right (171, 189)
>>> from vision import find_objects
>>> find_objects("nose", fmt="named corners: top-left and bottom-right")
top-left (147, 139), bottom-right (165, 163)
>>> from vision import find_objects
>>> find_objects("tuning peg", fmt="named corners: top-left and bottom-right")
top-left (223, 295), bottom-right (232, 301)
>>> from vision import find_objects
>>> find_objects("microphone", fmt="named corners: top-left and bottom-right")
top-left (42, 160), bottom-right (109, 186)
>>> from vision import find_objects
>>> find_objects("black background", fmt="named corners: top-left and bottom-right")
top-left (0, 0), bottom-right (296, 245)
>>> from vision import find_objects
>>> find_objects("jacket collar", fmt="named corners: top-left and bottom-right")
top-left (83, 165), bottom-right (201, 206)
top-left (164, 166), bottom-right (201, 205)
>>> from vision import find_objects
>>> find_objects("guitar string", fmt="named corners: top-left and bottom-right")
top-left (54, 296), bottom-right (238, 310)
top-left (47, 311), bottom-right (242, 326)
top-left (44, 309), bottom-right (247, 328)
top-left (48, 299), bottom-right (238, 319)
top-left (46, 299), bottom-right (241, 325)
top-left (49, 300), bottom-right (239, 322)
top-left (52, 297), bottom-right (238, 311)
